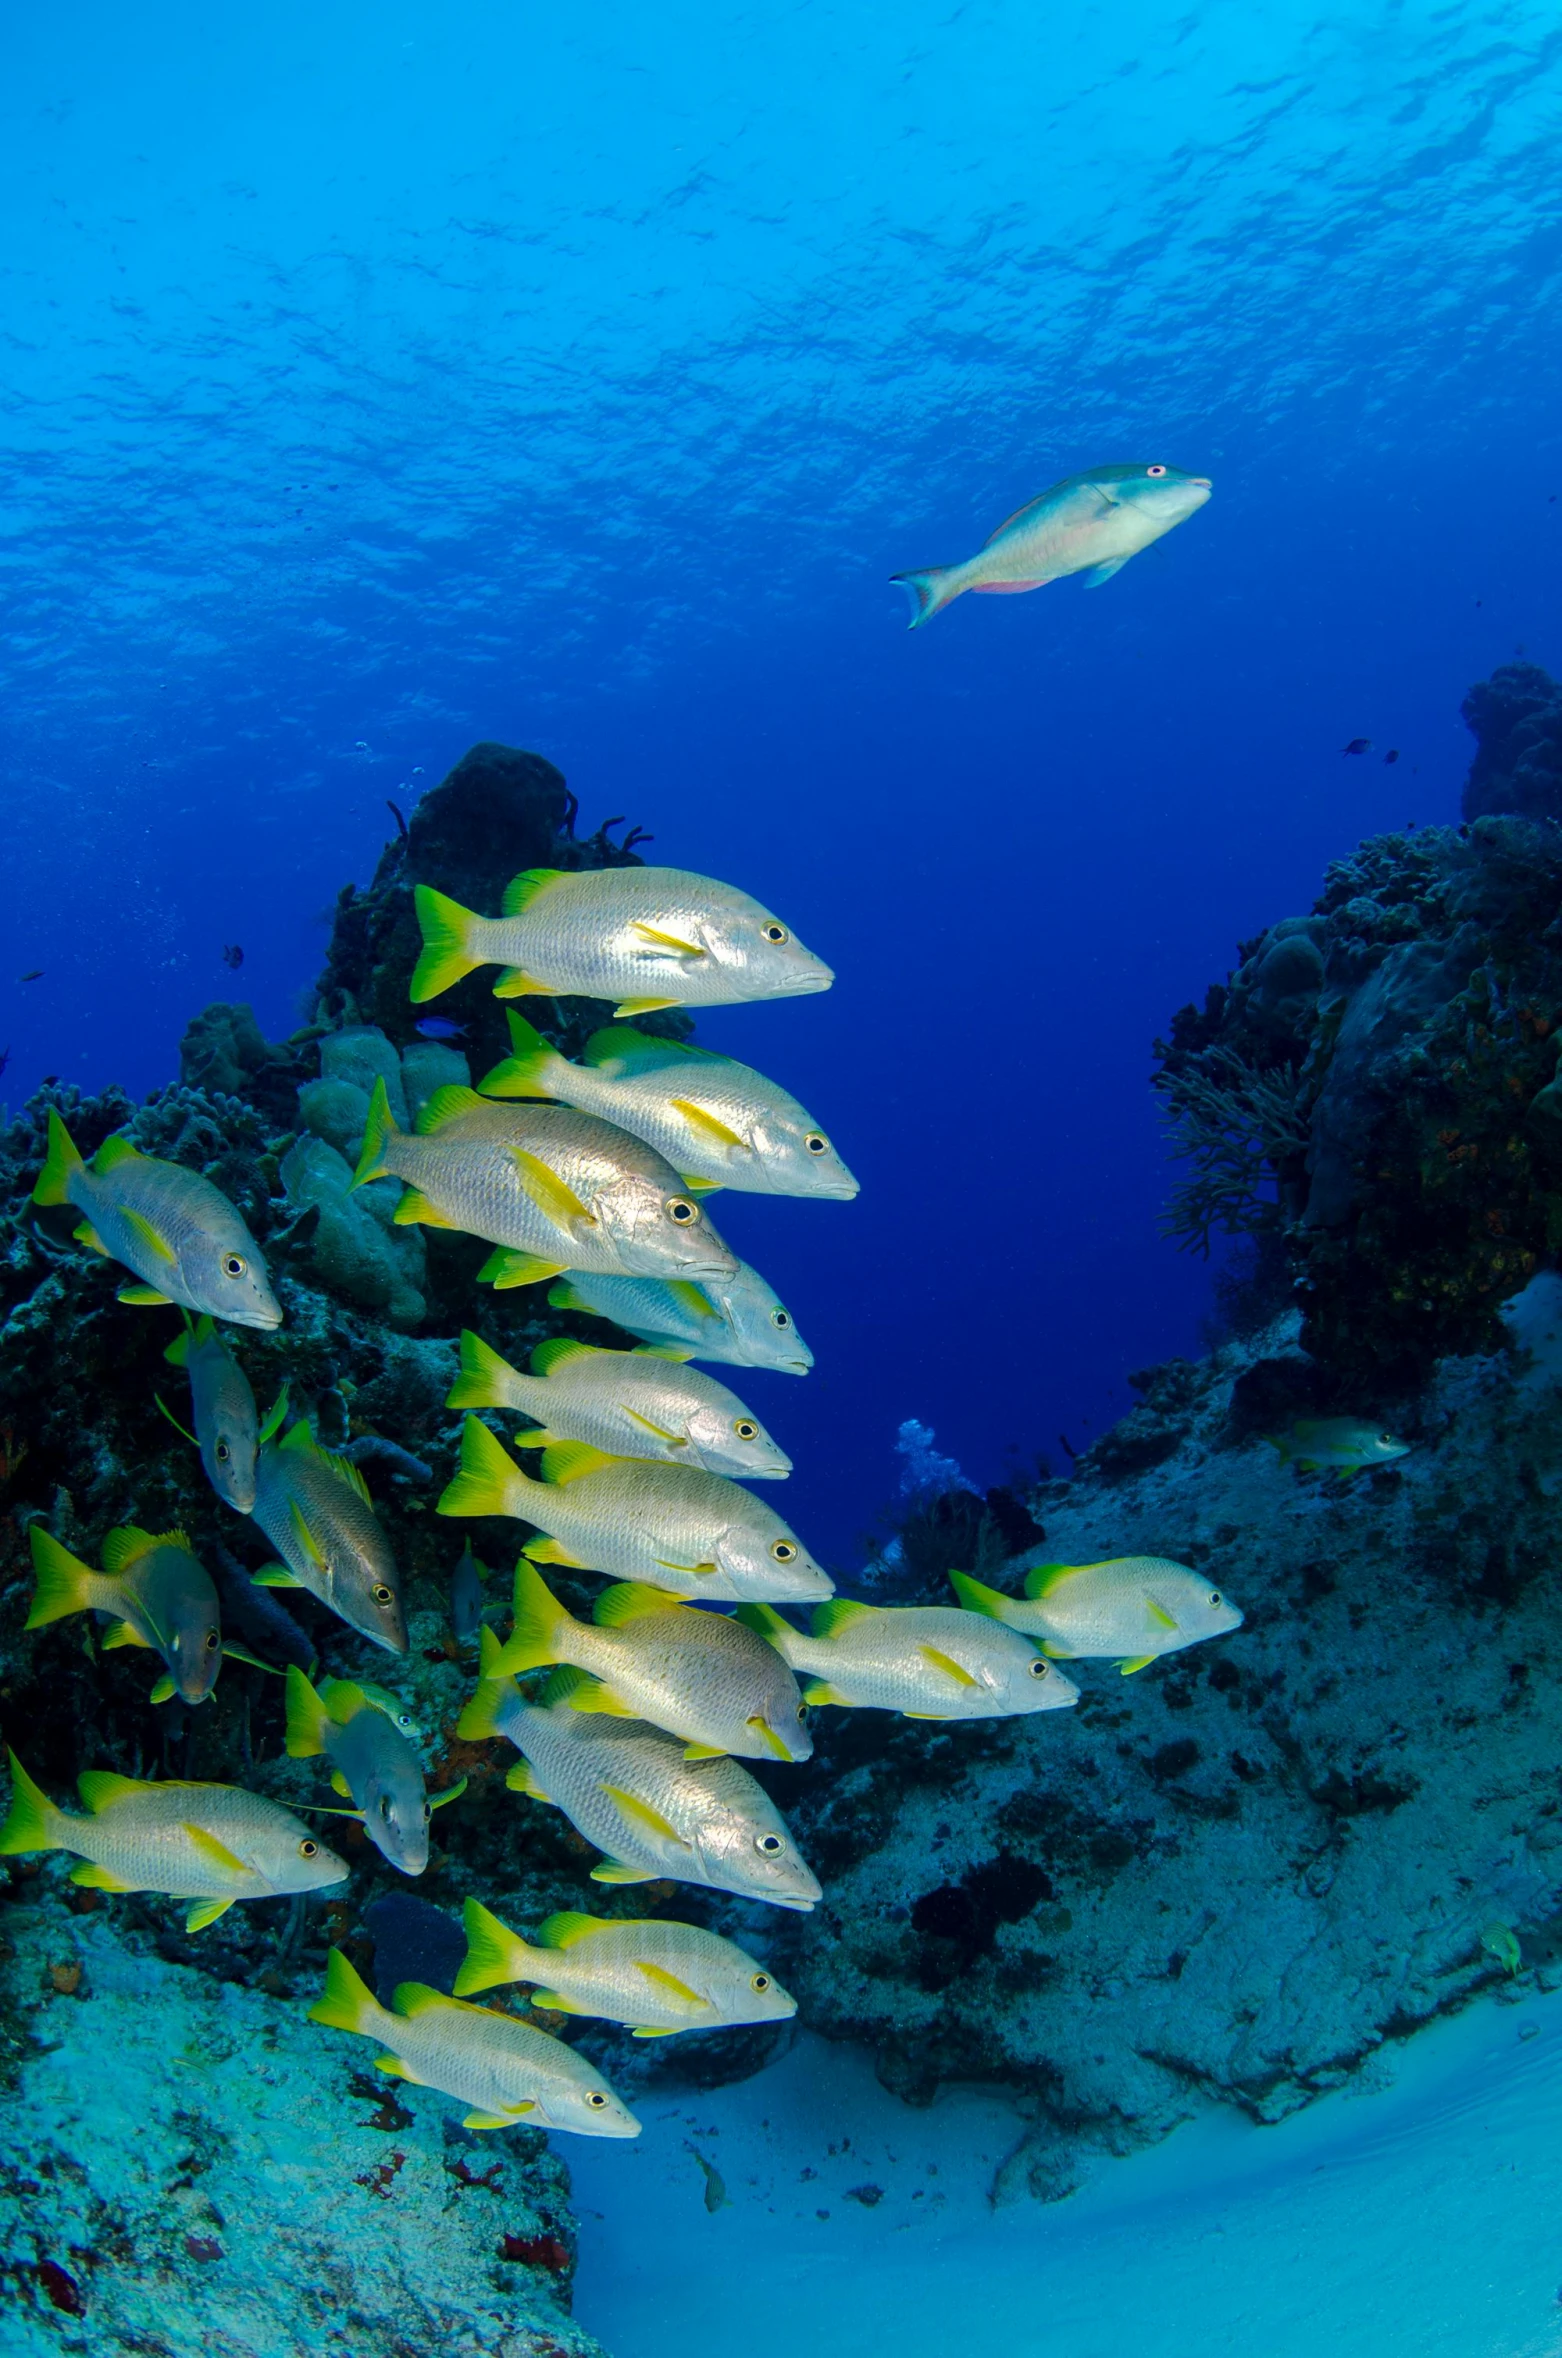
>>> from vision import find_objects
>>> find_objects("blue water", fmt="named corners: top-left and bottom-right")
top-left (3, 5), bottom-right (1558, 1554)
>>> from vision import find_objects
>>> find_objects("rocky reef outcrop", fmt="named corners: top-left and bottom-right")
top-left (1461, 660), bottom-right (1562, 825)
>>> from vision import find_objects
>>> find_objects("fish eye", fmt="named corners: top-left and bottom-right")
top-left (770, 1309), bottom-right (791, 1329)
top-left (795, 1701), bottom-right (807, 1720)
top-left (1146, 464), bottom-right (1167, 477)
top-left (222, 1253), bottom-right (247, 1279)
top-left (751, 1972), bottom-right (771, 1992)
top-left (733, 1420), bottom-right (758, 1441)
top-left (771, 1540), bottom-right (797, 1563)
top-left (586, 2090), bottom-right (608, 2110)
top-left (1208, 1590), bottom-right (1223, 1607)
top-left (761, 923), bottom-right (789, 945)
top-left (805, 1133), bottom-right (827, 1155)
top-left (299, 1838), bottom-right (318, 1858)
top-left (667, 1198), bottom-right (700, 1225)
top-left (1028, 1659), bottom-right (1050, 1679)
top-left (373, 1583), bottom-right (394, 1606)
top-left (378, 1797), bottom-right (391, 1819)
top-left (215, 1440), bottom-right (230, 1462)
top-left (754, 1831), bottom-right (784, 1856)
top-left (205, 1630), bottom-right (220, 1650)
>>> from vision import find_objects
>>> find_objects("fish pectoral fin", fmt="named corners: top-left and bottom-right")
top-left (631, 923), bottom-right (706, 958)
top-left (1118, 1655), bottom-right (1156, 1676)
top-left (1041, 1641), bottom-right (1076, 1658)
top-left (182, 1824), bottom-right (251, 1878)
top-left (149, 1675), bottom-right (177, 1704)
top-left (118, 1284), bottom-right (174, 1307)
top-left (508, 1148), bottom-right (597, 1230)
top-left (1146, 1599), bottom-right (1179, 1632)
top-left (652, 1557), bottom-right (718, 1579)
top-left (600, 1784), bottom-right (689, 1846)
top-left (73, 1221), bottom-right (109, 1256)
top-left (668, 1097), bottom-right (747, 1150)
top-left (917, 1644), bottom-right (981, 1688)
top-left (1082, 556), bottom-right (1130, 585)
top-left (69, 1863), bottom-right (137, 1891)
top-left (102, 1619), bottom-right (151, 1651)
top-left (682, 1742), bottom-right (728, 1761)
top-left (464, 2106), bottom-right (534, 2128)
top-left (221, 1642), bottom-right (282, 1674)
top-left (678, 1174), bottom-right (723, 1195)
top-left (634, 1962), bottom-right (707, 2007)
top-left (614, 997), bottom-right (680, 1018)
top-left (746, 1716), bottom-right (794, 1762)
top-left (251, 1565), bottom-right (305, 1589)
top-left (590, 1861), bottom-right (659, 1884)
top-left (288, 1502), bottom-right (329, 1570)
top-left (121, 1206), bottom-right (179, 1266)
top-left (429, 1777), bottom-right (468, 1811)
top-left (623, 1409), bottom-right (688, 1446)
top-left (185, 1898), bottom-right (236, 1933)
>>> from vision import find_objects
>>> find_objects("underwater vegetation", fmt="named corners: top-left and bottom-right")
top-left (1154, 662), bottom-right (1562, 1394)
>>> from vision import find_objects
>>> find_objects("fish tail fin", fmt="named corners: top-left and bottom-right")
top-left (351, 1077), bottom-right (401, 1190)
top-left (889, 565), bottom-right (964, 629)
top-left (438, 1416), bottom-right (531, 1519)
top-left (25, 1527), bottom-right (104, 1630)
top-left (494, 1559), bottom-right (573, 1675)
top-left (446, 1330), bottom-right (523, 1412)
top-left (308, 1946), bottom-right (386, 2037)
top-left (0, 1751), bottom-right (65, 1855)
top-left (948, 1570), bottom-right (1013, 1621)
top-left (284, 1663), bottom-right (333, 1758)
top-left (456, 1628), bottom-right (520, 1739)
top-left (454, 1896), bottom-right (534, 1995)
top-left (479, 1012), bottom-right (569, 1101)
top-left (411, 885), bottom-right (485, 1003)
top-left (32, 1109), bottom-right (85, 1208)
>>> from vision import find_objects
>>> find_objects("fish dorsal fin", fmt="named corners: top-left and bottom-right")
top-left (77, 1768), bottom-right (152, 1811)
top-left (102, 1525), bottom-right (190, 1575)
top-left (279, 1420), bottom-right (318, 1457)
top-left (669, 1098), bottom-right (747, 1149)
top-left (582, 1025), bottom-right (713, 1074)
top-left (501, 868), bottom-right (564, 917)
top-left (122, 1206), bottom-right (178, 1266)
top-left (536, 1909), bottom-right (606, 1949)
top-left (594, 1582), bottom-right (688, 1628)
top-left (667, 1280), bottom-right (719, 1320)
top-left (92, 1133), bottom-right (144, 1174)
top-left (163, 1327), bottom-right (191, 1367)
top-left (812, 1598), bottom-right (873, 1640)
top-left (319, 1677), bottom-right (367, 1725)
top-left (600, 1784), bottom-right (684, 1844)
top-left (636, 1960), bottom-right (706, 2005)
top-left (183, 1823), bottom-right (250, 1877)
top-left (416, 1083), bottom-right (487, 1135)
top-left (983, 490), bottom-right (1050, 546)
top-left (541, 1439), bottom-right (619, 1486)
top-left (509, 1148), bottom-right (595, 1229)
top-left (317, 1448), bottom-right (372, 1507)
top-left (918, 1644), bottom-right (980, 1688)
top-left (479, 1624), bottom-right (503, 1673)
top-left (530, 1337), bottom-right (603, 1377)
top-left (1023, 1562), bottom-right (1076, 1600)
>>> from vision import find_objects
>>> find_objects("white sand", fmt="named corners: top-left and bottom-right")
top-left (568, 1990), bottom-right (1562, 2357)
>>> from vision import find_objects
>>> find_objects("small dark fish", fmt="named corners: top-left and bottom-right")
top-left (449, 1542), bottom-right (486, 1644)
top-left (1341, 739), bottom-right (1372, 756)
top-left (221, 944), bottom-right (244, 970)
top-left (19, 970), bottom-right (42, 983)
top-left (415, 1015), bottom-right (467, 1042)
top-left (1384, 748), bottom-right (1400, 765)
top-left (0, 1046), bottom-right (9, 1082)
top-left (686, 2143), bottom-right (729, 2212)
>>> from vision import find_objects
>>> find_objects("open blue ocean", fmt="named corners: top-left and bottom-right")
top-left (3, 7), bottom-right (1562, 2355)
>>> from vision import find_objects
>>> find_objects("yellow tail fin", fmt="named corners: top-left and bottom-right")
top-left (284, 1664), bottom-right (334, 1758)
top-left (453, 1896), bottom-right (532, 1996)
top-left (493, 1559), bottom-right (573, 1675)
top-left (0, 1751), bottom-right (64, 1856)
top-left (351, 1077), bottom-right (401, 1190)
top-left (308, 1945), bottom-right (384, 2036)
top-left (25, 1528), bottom-right (100, 1630)
top-left (437, 1417), bottom-right (529, 1519)
top-left (411, 885), bottom-right (484, 1003)
top-left (32, 1109), bottom-right (84, 1208)
top-left (446, 1330), bottom-right (522, 1412)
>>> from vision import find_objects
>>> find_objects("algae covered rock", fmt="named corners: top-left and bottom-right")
top-left (1461, 660), bottom-right (1562, 824)
top-left (281, 1134), bottom-right (427, 1329)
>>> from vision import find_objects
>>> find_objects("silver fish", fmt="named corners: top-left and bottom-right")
top-left (448, 1331), bottom-right (792, 1480)
top-left (285, 1667), bottom-right (463, 1876)
top-left (309, 1948), bottom-right (639, 2137)
top-left (481, 1016), bottom-right (858, 1200)
top-left (548, 1263), bottom-right (814, 1375)
top-left (953, 1559), bottom-right (1244, 1674)
top-left (439, 1420), bottom-right (828, 1604)
top-left (740, 1599), bottom-right (1079, 1719)
top-left (250, 1422), bottom-right (407, 1654)
top-left (412, 863), bottom-right (833, 1014)
top-left (353, 1080), bottom-right (737, 1292)
top-left (27, 1524), bottom-right (222, 1706)
top-left (159, 1314), bottom-right (283, 1513)
top-left (1266, 1417), bottom-right (1412, 1475)
top-left (458, 1634), bottom-right (820, 1909)
top-left (456, 1898), bottom-right (797, 2037)
top-left (33, 1112), bottom-right (281, 1328)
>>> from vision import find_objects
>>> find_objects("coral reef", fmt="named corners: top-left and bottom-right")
top-left (1460, 660), bottom-right (1562, 824)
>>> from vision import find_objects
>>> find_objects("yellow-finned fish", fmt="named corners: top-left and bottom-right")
top-left (548, 1264), bottom-right (814, 1375)
top-left (31, 1111), bottom-right (281, 1328)
top-left (411, 864), bottom-right (833, 1015)
top-left (351, 1078), bottom-right (737, 1293)
top-left (438, 1419), bottom-right (829, 1604)
top-left (285, 1666), bottom-right (465, 1876)
top-left (158, 1313), bottom-right (286, 1513)
top-left (458, 1630), bottom-right (821, 1909)
top-left (481, 1016), bottom-right (858, 1201)
top-left (447, 1330), bottom-right (792, 1480)
top-left (739, 1599), bottom-right (1079, 1719)
top-left (892, 462), bottom-right (1212, 628)
top-left (27, 1524), bottom-right (223, 1707)
top-left (952, 1558), bottom-right (1244, 1674)
top-left (308, 1948), bottom-right (639, 2137)
top-left (492, 1561), bottom-right (812, 1763)
top-left (250, 1421), bottom-right (407, 1655)
top-left (1265, 1418), bottom-right (1412, 1476)
top-left (0, 1750), bottom-right (346, 1932)
top-left (456, 1897), bottom-right (796, 2037)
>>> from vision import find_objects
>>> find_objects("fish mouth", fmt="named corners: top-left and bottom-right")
top-left (229, 1305), bottom-right (285, 1332)
top-left (767, 964), bottom-right (835, 996)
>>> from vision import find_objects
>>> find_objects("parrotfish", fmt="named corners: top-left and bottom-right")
top-left (285, 1666), bottom-right (464, 1876)
top-left (308, 1948), bottom-right (639, 2137)
top-left (438, 1419), bottom-right (829, 1604)
top-left (1265, 1418), bottom-right (1412, 1475)
top-left (548, 1263), bottom-right (814, 1375)
top-left (952, 1559), bottom-right (1243, 1675)
top-left (158, 1313), bottom-right (285, 1514)
top-left (352, 1079), bottom-right (738, 1292)
top-left (28, 1524), bottom-right (222, 1706)
top-left (739, 1599), bottom-right (1078, 1718)
top-left (481, 1016), bottom-right (858, 1200)
top-left (458, 1631), bottom-right (820, 1908)
top-left (411, 864), bottom-right (833, 1014)
top-left (892, 462), bottom-right (1212, 628)
top-left (250, 1421), bottom-right (407, 1654)
top-left (448, 1331), bottom-right (792, 1480)
top-left (493, 1562), bottom-right (812, 1763)
top-left (456, 1898), bottom-right (796, 2038)
top-left (0, 1751), bottom-right (346, 1932)
top-left (32, 1111), bottom-right (281, 1328)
